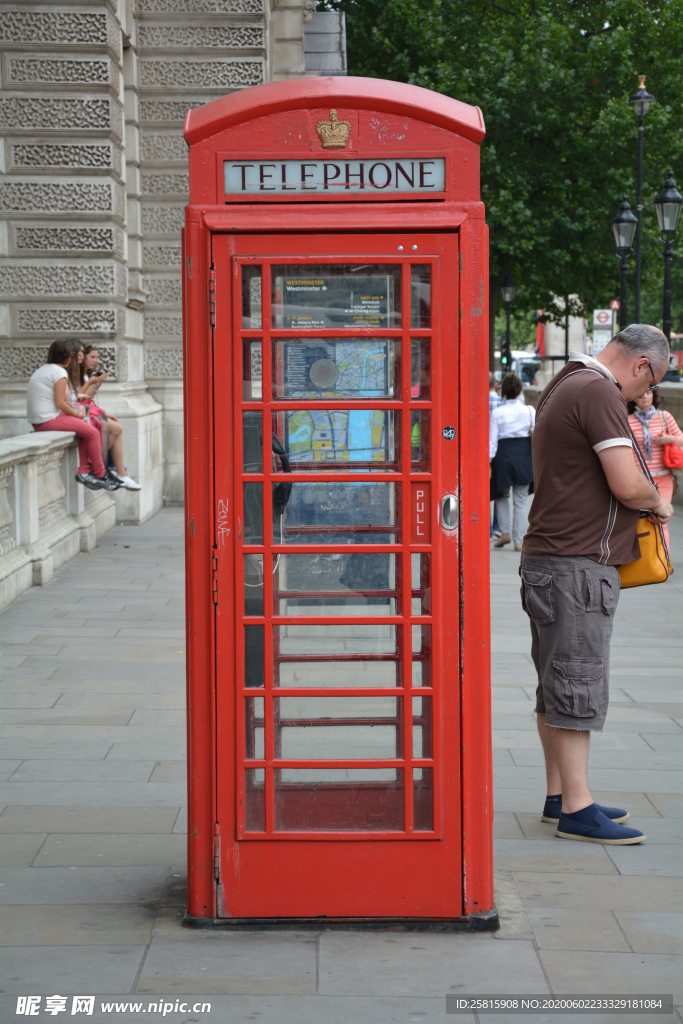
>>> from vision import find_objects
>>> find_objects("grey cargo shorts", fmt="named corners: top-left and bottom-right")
top-left (519, 552), bottom-right (620, 731)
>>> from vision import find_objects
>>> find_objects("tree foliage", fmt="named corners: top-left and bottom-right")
top-left (319, 0), bottom-right (683, 350)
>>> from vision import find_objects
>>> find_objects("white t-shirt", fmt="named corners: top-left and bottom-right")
top-left (489, 399), bottom-right (535, 459)
top-left (27, 363), bottom-right (69, 424)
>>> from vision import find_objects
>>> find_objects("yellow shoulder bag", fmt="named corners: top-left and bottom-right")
top-left (618, 429), bottom-right (674, 589)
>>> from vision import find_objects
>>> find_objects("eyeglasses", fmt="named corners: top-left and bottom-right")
top-left (644, 362), bottom-right (660, 392)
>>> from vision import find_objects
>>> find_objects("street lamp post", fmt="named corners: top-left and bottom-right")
top-left (628, 75), bottom-right (656, 322)
top-left (653, 170), bottom-right (683, 343)
top-left (500, 272), bottom-right (517, 372)
top-left (611, 195), bottom-right (638, 331)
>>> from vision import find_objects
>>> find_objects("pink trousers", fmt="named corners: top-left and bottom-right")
top-left (33, 415), bottom-right (106, 477)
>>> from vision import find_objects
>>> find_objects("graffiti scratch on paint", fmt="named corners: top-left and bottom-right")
top-left (217, 499), bottom-right (230, 546)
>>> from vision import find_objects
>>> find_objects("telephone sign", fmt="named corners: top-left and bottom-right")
top-left (182, 77), bottom-right (495, 929)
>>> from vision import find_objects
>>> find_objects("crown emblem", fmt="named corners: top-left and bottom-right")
top-left (316, 109), bottom-right (351, 150)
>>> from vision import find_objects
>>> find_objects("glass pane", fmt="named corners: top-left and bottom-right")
top-left (272, 264), bottom-right (401, 329)
top-left (413, 695), bottom-right (432, 759)
top-left (276, 623), bottom-right (398, 658)
top-left (245, 696), bottom-right (264, 758)
top-left (272, 338), bottom-right (399, 399)
top-left (243, 411), bottom-right (262, 472)
top-left (245, 624), bottom-right (264, 688)
top-left (411, 553), bottom-right (431, 615)
top-left (273, 409), bottom-right (398, 470)
top-left (274, 553), bottom-right (398, 616)
top-left (410, 410), bottom-right (430, 471)
top-left (279, 660), bottom-right (398, 688)
top-left (274, 768), bottom-right (404, 831)
top-left (412, 624), bottom-right (431, 686)
top-left (411, 265), bottom-right (431, 327)
top-left (276, 481), bottom-right (398, 543)
top-left (242, 339), bottom-right (262, 400)
top-left (244, 554), bottom-right (264, 616)
top-left (413, 767), bottom-right (433, 831)
top-left (411, 338), bottom-right (430, 400)
top-left (242, 265), bottom-right (262, 329)
top-left (245, 769), bottom-right (265, 831)
top-left (276, 696), bottom-right (399, 759)
top-left (243, 482), bottom-right (263, 544)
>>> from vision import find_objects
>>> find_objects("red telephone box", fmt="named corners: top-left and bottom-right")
top-left (183, 77), bottom-right (495, 928)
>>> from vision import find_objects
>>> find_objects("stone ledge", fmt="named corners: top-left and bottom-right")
top-left (0, 431), bottom-right (116, 610)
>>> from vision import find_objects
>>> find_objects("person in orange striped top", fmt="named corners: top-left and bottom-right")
top-left (628, 388), bottom-right (683, 546)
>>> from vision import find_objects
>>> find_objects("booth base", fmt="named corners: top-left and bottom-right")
top-left (183, 908), bottom-right (500, 933)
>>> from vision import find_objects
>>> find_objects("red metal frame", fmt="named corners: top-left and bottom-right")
top-left (183, 79), bottom-right (493, 925)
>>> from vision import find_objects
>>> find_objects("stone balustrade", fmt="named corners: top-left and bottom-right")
top-left (0, 431), bottom-right (116, 609)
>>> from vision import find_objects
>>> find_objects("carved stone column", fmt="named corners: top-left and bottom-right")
top-left (137, 0), bottom-right (266, 504)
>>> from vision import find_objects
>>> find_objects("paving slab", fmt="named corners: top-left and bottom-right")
top-left (9, 760), bottom-right (156, 783)
top-left (538, 948), bottom-right (682, 1003)
top-left (606, 844), bottom-right (682, 877)
top-left (0, 833), bottom-right (47, 867)
top-left (149, 761), bottom-right (187, 783)
top-left (317, 932), bottom-right (548, 996)
top-left (492, 813), bottom-right (524, 839)
top-left (0, 760), bottom-right (22, 780)
top-left (0, 780), bottom-right (186, 807)
top-left (0, 866), bottom-right (170, 904)
top-left (614, 912), bottom-right (683, 955)
top-left (525, 908), bottom-right (630, 952)
top-left (0, 742), bottom-right (113, 761)
top-left (55, 694), bottom-right (186, 711)
top-left (511, 749), bottom-right (679, 771)
top-left (493, 839), bottom-right (618, 874)
top-left (492, 871), bottom-right (534, 941)
top-left (33, 833), bottom-right (187, 867)
top-left (646, 793), bottom-right (683, 817)
top-left (0, 806), bottom-right (179, 833)
top-left (513, 873), bottom-right (683, 913)
top-left (0, 944), bottom-right (146, 994)
top-left (0, 904), bottom-right (156, 946)
top-left (0, 694), bottom-right (61, 709)
top-left (136, 934), bottom-right (317, 995)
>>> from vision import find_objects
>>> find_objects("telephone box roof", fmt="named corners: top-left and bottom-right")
top-left (184, 76), bottom-right (485, 147)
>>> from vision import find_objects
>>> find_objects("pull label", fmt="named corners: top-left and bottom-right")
top-left (411, 483), bottom-right (431, 543)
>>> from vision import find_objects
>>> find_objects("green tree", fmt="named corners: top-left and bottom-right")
top-left (320, 0), bottom-right (683, 361)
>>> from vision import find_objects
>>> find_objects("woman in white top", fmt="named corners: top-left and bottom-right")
top-left (489, 373), bottom-right (535, 550)
top-left (27, 338), bottom-right (119, 492)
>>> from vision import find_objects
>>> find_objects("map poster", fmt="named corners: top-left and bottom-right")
top-left (274, 274), bottom-right (396, 329)
top-left (280, 339), bottom-right (390, 398)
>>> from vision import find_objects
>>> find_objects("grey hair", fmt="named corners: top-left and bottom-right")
top-left (610, 323), bottom-right (670, 369)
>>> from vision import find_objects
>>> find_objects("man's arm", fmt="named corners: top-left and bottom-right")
top-left (597, 446), bottom-right (673, 523)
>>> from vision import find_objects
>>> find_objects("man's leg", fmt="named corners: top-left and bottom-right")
top-left (547, 725), bottom-right (592, 813)
top-left (536, 713), bottom-right (561, 797)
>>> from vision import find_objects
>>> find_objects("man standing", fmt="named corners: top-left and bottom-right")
top-left (522, 324), bottom-right (673, 844)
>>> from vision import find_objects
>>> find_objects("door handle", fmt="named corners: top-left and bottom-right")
top-left (441, 494), bottom-right (458, 530)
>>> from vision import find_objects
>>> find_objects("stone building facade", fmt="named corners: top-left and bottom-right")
top-left (0, 0), bottom-right (345, 521)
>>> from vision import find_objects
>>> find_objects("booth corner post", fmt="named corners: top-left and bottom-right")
top-left (182, 76), bottom-right (495, 928)
top-left (183, 210), bottom-right (218, 920)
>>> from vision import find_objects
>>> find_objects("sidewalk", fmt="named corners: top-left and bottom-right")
top-left (1, 506), bottom-right (681, 1023)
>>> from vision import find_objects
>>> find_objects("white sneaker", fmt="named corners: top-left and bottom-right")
top-left (119, 474), bottom-right (141, 490)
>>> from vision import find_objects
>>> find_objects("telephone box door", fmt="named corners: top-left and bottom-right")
top-left (212, 229), bottom-right (462, 919)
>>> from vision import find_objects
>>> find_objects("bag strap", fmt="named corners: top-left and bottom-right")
top-left (628, 423), bottom-right (657, 487)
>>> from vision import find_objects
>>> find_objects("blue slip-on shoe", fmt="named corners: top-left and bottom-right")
top-left (542, 794), bottom-right (629, 824)
top-left (556, 804), bottom-right (645, 845)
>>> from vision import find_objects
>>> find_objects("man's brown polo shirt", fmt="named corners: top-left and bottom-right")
top-left (523, 359), bottom-right (640, 565)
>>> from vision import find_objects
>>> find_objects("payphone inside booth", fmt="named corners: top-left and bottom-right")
top-left (183, 78), bottom-right (495, 927)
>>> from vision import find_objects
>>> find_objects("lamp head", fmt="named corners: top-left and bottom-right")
top-left (501, 272), bottom-right (517, 305)
top-left (611, 194), bottom-right (638, 253)
top-left (628, 74), bottom-right (656, 119)
top-left (654, 170), bottom-right (683, 238)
